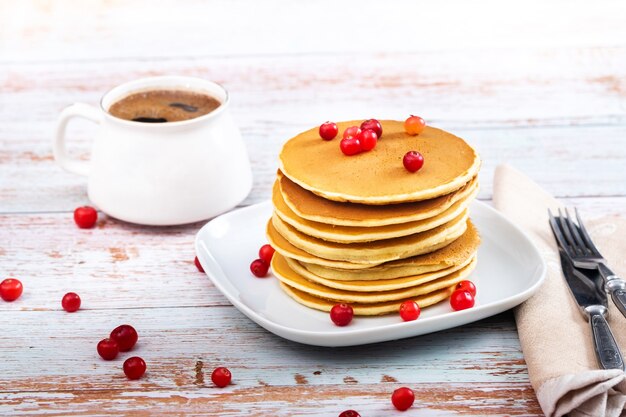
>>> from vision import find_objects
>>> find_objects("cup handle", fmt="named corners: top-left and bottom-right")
top-left (53, 103), bottom-right (103, 176)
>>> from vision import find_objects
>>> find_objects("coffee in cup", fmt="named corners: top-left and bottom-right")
top-left (108, 89), bottom-right (222, 123)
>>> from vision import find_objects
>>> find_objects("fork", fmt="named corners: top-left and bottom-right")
top-left (549, 208), bottom-right (626, 319)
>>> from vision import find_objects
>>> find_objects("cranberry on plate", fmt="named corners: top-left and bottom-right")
top-left (250, 259), bottom-right (270, 277)
top-left (399, 300), bottom-right (421, 321)
top-left (330, 303), bottom-right (354, 326)
top-left (450, 289), bottom-right (475, 311)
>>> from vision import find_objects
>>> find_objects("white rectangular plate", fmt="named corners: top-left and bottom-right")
top-left (195, 200), bottom-right (546, 347)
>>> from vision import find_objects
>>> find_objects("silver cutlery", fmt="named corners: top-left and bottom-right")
top-left (549, 208), bottom-right (626, 319)
top-left (556, 247), bottom-right (624, 370)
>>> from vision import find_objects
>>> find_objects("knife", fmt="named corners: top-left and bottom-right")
top-left (558, 248), bottom-right (625, 370)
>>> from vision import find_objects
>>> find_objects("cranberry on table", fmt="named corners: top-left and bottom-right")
top-left (194, 256), bottom-right (204, 273)
top-left (97, 338), bottom-right (119, 361)
top-left (61, 292), bottom-right (81, 312)
top-left (358, 129), bottom-right (378, 151)
top-left (340, 138), bottom-right (362, 156)
top-left (342, 126), bottom-right (361, 140)
top-left (450, 289), bottom-right (475, 311)
top-left (360, 119), bottom-right (383, 138)
top-left (319, 121), bottom-right (339, 141)
top-left (330, 303), bottom-right (354, 326)
top-left (250, 259), bottom-right (270, 277)
top-left (258, 244), bottom-right (275, 264)
top-left (0, 278), bottom-right (23, 302)
top-left (73, 206), bottom-right (98, 229)
top-left (123, 356), bottom-right (146, 380)
top-left (338, 411), bottom-right (361, 417)
top-left (455, 280), bottom-right (477, 297)
top-left (399, 300), bottom-right (421, 321)
top-left (403, 151), bottom-right (424, 173)
top-left (391, 387), bottom-right (415, 411)
top-left (404, 115), bottom-right (426, 136)
top-left (110, 324), bottom-right (139, 352)
top-left (211, 366), bottom-right (232, 388)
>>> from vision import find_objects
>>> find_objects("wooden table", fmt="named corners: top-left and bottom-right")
top-left (1, 1), bottom-right (625, 415)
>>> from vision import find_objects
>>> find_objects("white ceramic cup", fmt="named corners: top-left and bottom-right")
top-left (54, 76), bottom-right (252, 225)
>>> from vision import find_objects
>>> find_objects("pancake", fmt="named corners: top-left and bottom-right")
top-left (267, 220), bottom-right (382, 269)
top-left (271, 210), bottom-right (468, 263)
top-left (272, 252), bottom-right (476, 304)
top-left (280, 173), bottom-right (479, 227)
top-left (273, 179), bottom-right (478, 243)
top-left (301, 220), bottom-right (480, 280)
top-left (285, 254), bottom-right (476, 292)
top-left (279, 120), bottom-right (481, 204)
top-left (280, 282), bottom-right (455, 316)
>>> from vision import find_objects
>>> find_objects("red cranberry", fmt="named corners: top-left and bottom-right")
top-left (250, 259), bottom-right (270, 277)
top-left (110, 324), bottom-right (138, 352)
top-left (73, 206), bottom-right (98, 229)
top-left (258, 244), bottom-right (275, 264)
top-left (391, 387), bottom-right (415, 411)
top-left (404, 115), bottom-right (426, 135)
top-left (319, 122), bottom-right (339, 140)
top-left (194, 256), bottom-right (204, 273)
top-left (403, 151), bottom-right (424, 173)
top-left (0, 278), bottom-right (23, 302)
top-left (339, 411), bottom-right (361, 417)
top-left (330, 303), bottom-right (354, 326)
top-left (455, 280), bottom-right (477, 297)
top-left (123, 356), bottom-right (146, 380)
top-left (340, 138), bottom-right (362, 156)
top-left (450, 290), bottom-right (475, 311)
top-left (360, 119), bottom-right (383, 138)
top-left (61, 292), bottom-right (81, 312)
top-left (358, 129), bottom-right (378, 151)
top-left (399, 300), bottom-right (421, 321)
top-left (342, 126), bottom-right (361, 140)
top-left (211, 366), bottom-right (232, 387)
top-left (97, 338), bottom-right (119, 360)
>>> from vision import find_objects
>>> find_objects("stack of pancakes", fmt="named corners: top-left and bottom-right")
top-left (267, 120), bottom-right (481, 316)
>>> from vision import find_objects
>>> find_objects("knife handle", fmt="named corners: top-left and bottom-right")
top-left (589, 310), bottom-right (624, 370)
top-left (600, 264), bottom-right (626, 319)
top-left (609, 285), bottom-right (626, 319)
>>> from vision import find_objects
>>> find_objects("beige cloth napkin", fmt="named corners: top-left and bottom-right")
top-left (493, 164), bottom-right (626, 417)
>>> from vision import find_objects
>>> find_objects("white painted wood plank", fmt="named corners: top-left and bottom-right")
top-left (3, 48), bottom-right (626, 126)
top-left (0, 307), bottom-right (541, 416)
top-left (0, 212), bottom-right (226, 310)
top-left (1, 0), bottom-right (626, 62)
top-left (0, 310), bottom-right (526, 387)
top-left (0, 196), bottom-right (622, 313)
top-left (1, 49), bottom-right (626, 212)
top-left (2, 123), bottom-right (625, 213)
top-left (0, 383), bottom-right (542, 416)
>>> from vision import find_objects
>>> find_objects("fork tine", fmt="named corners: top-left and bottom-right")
top-left (557, 208), bottom-right (581, 256)
top-left (563, 208), bottom-right (589, 255)
top-left (574, 208), bottom-right (602, 257)
top-left (548, 209), bottom-right (574, 257)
